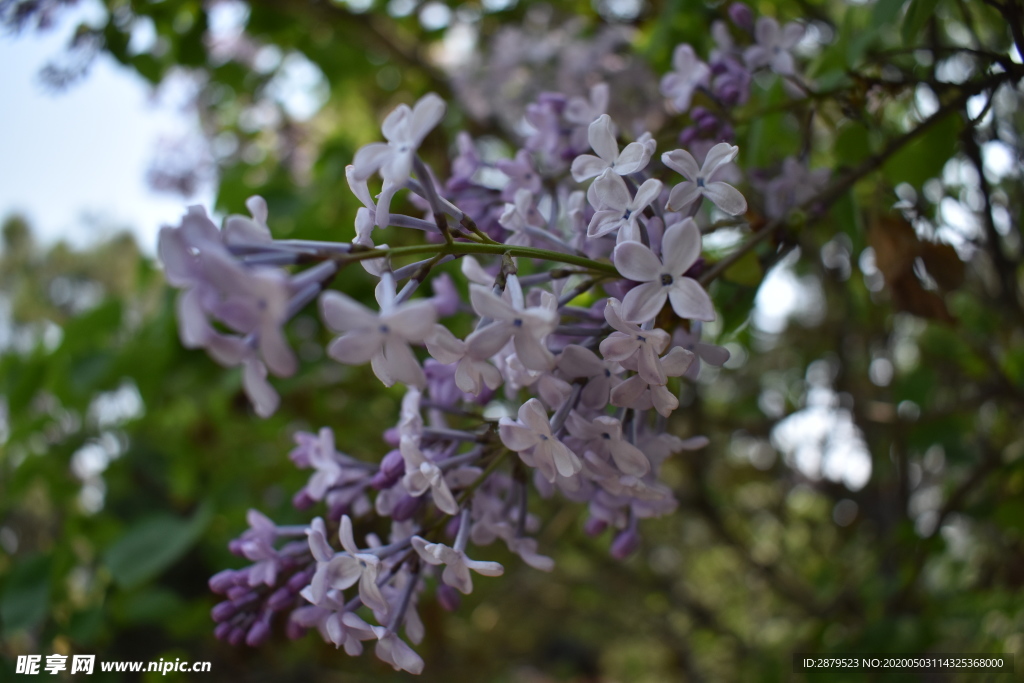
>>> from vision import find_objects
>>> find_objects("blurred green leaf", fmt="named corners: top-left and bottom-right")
top-left (1, 553), bottom-right (51, 634)
top-left (902, 0), bottom-right (942, 43)
top-left (883, 113), bottom-right (960, 189)
top-left (103, 501), bottom-right (213, 589)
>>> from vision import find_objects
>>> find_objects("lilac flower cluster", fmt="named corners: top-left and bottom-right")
top-left (159, 4), bottom-right (824, 673)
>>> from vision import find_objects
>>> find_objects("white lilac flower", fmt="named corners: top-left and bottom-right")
top-left (464, 275), bottom-right (558, 372)
top-left (598, 298), bottom-right (671, 386)
top-left (300, 427), bottom-right (342, 500)
top-left (395, 387), bottom-right (421, 439)
top-left (557, 344), bottom-right (622, 411)
top-left (410, 536), bottom-right (504, 594)
top-left (306, 516), bottom-right (390, 617)
top-left (170, 229), bottom-right (296, 380)
top-left (613, 217), bottom-right (716, 324)
top-left (564, 412), bottom-right (650, 476)
top-left (351, 92), bottom-right (446, 228)
top-left (497, 188), bottom-right (543, 247)
top-left (320, 273), bottom-right (437, 388)
top-left (320, 611), bottom-right (423, 674)
top-left (425, 324), bottom-right (503, 396)
top-left (499, 398), bottom-right (582, 482)
top-left (611, 346), bottom-right (695, 417)
top-left (570, 114), bottom-right (653, 182)
top-left (399, 436), bottom-right (459, 515)
top-left (236, 509), bottom-right (280, 586)
top-left (222, 195), bottom-right (272, 246)
top-left (495, 149), bottom-right (542, 201)
top-left (674, 322), bottom-right (731, 380)
top-left (755, 156), bottom-right (830, 219)
top-left (660, 44), bottom-right (711, 113)
top-left (158, 205), bottom-right (229, 288)
top-left (662, 143), bottom-right (748, 216)
top-left (744, 17), bottom-right (804, 76)
top-left (586, 169), bottom-right (663, 243)
top-left (291, 595), bottom-right (368, 655)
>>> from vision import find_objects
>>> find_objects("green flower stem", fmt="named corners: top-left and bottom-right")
top-left (340, 241), bottom-right (622, 278)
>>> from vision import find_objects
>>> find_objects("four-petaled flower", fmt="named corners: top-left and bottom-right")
top-left (586, 169), bottom-right (663, 243)
top-left (565, 412), bottom-right (650, 476)
top-left (321, 274), bottom-right (437, 388)
top-left (660, 44), bottom-right (711, 113)
top-left (744, 17), bottom-right (804, 76)
top-left (662, 143), bottom-right (747, 216)
top-left (499, 398), bottom-right (582, 482)
top-left (399, 436), bottom-right (459, 515)
top-left (411, 536), bottom-right (504, 594)
top-left (613, 218), bottom-right (716, 324)
top-left (306, 516), bottom-right (390, 617)
top-left (465, 275), bottom-right (558, 372)
top-left (351, 93), bottom-right (446, 228)
top-left (571, 115), bottom-right (653, 182)
top-left (598, 298), bottom-right (671, 386)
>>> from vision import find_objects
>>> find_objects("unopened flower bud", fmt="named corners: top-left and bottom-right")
top-left (391, 493), bottom-right (422, 521)
top-left (211, 600), bottom-right (238, 622)
top-left (246, 615), bottom-right (272, 647)
top-left (610, 528), bottom-right (640, 559)
top-left (437, 584), bottom-right (461, 611)
top-left (292, 489), bottom-right (315, 510)
top-left (214, 622), bottom-right (233, 640)
top-left (584, 517), bottom-right (608, 537)
top-left (728, 2), bottom-right (754, 31)
top-left (209, 569), bottom-right (237, 594)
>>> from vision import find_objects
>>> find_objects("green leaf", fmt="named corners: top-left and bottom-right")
top-left (835, 122), bottom-right (873, 167)
top-left (872, 0), bottom-right (909, 28)
top-left (902, 0), bottom-right (942, 43)
top-left (883, 113), bottom-right (960, 189)
top-left (723, 250), bottom-right (763, 287)
top-left (1, 554), bottom-right (51, 634)
top-left (103, 501), bottom-right (213, 589)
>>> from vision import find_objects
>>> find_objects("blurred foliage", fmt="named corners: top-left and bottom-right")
top-left (3, 0), bottom-right (1024, 680)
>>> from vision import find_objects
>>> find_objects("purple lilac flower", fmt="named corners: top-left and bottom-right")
top-left (613, 218), bottom-right (716, 323)
top-left (663, 143), bottom-right (748, 216)
top-left (660, 44), bottom-right (710, 113)
top-left (744, 17), bottom-right (805, 76)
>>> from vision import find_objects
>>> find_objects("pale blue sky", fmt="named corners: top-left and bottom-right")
top-left (0, 3), bottom-right (212, 253)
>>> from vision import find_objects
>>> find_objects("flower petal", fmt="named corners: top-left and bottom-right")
top-left (513, 330), bottom-right (554, 372)
top-left (587, 114), bottom-right (619, 163)
top-left (621, 282), bottom-right (668, 323)
top-left (408, 92), bottom-right (446, 144)
top-left (328, 330), bottom-right (382, 365)
top-left (662, 149), bottom-right (701, 180)
top-left (518, 398), bottom-right (550, 435)
top-left (558, 344), bottom-right (603, 377)
top-left (701, 142), bottom-right (740, 178)
top-left (570, 154), bottom-right (609, 182)
top-left (613, 241), bottom-right (661, 282)
top-left (590, 169), bottom-right (630, 211)
top-left (662, 217), bottom-right (702, 275)
top-left (668, 278), bottom-right (716, 321)
top-left (499, 419), bottom-right (541, 451)
top-left (382, 336), bottom-right (426, 387)
top-left (465, 320), bottom-right (513, 360)
top-left (613, 141), bottom-right (651, 175)
top-left (387, 300), bottom-right (437, 342)
top-left (608, 439), bottom-right (651, 477)
top-left (630, 178), bottom-right (663, 212)
top-left (468, 285), bottom-right (515, 320)
top-left (320, 291), bottom-right (378, 332)
top-left (702, 180), bottom-right (747, 216)
top-left (666, 182), bottom-right (702, 213)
